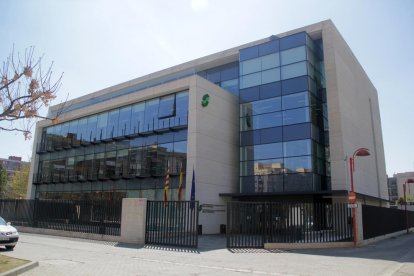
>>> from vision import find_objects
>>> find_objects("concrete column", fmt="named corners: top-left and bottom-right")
top-left (120, 198), bottom-right (147, 244)
top-left (356, 203), bottom-right (364, 245)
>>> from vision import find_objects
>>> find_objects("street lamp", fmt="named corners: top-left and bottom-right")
top-left (403, 178), bottom-right (414, 234)
top-left (349, 147), bottom-right (370, 246)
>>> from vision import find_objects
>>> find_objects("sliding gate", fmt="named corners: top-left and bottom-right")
top-left (145, 201), bottom-right (199, 248)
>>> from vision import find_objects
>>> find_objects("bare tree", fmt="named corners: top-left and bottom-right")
top-left (0, 46), bottom-right (64, 139)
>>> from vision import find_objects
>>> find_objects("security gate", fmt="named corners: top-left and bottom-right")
top-left (145, 201), bottom-right (199, 248)
top-left (227, 201), bottom-right (353, 248)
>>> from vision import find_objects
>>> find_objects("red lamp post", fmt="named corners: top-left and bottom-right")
top-left (403, 178), bottom-right (414, 234)
top-left (349, 148), bottom-right (370, 246)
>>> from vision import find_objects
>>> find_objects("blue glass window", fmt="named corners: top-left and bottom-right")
top-left (221, 64), bottom-right (239, 81)
top-left (261, 53), bottom-right (280, 70)
top-left (130, 102), bottom-right (145, 134)
top-left (158, 94), bottom-right (175, 119)
top-left (143, 99), bottom-right (159, 132)
top-left (86, 115), bottom-right (98, 142)
top-left (260, 81), bottom-right (281, 99)
top-left (206, 70), bottom-right (220, 83)
top-left (221, 79), bottom-right (238, 95)
top-left (240, 158), bottom-right (284, 176)
top-left (240, 86), bottom-right (260, 103)
top-left (240, 72), bottom-right (261, 89)
top-left (240, 97), bottom-right (281, 117)
top-left (240, 130), bottom-right (261, 146)
top-left (283, 123), bottom-right (311, 141)
top-left (240, 58), bottom-right (261, 75)
top-left (241, 112), bottom-right (282, 131)
top-left (240, 46), bottom-right (259, 61)
top-left (280, 32), bottom-right (306, 51)
top-left (77, 118), bottom-right (88, 142)
top-left (175, 91), bottom-right (188, 126)
top-left (260, 127), bottom-right (283, 144)
top-left (282, 75), bottom-right (308, 95)
top-left (280, 46), bottom-right (306, 66)
top-left (261, 68), bottom-right (280, 84)
top-left (68, 120), bottom-right (79, 141)
top-left (282, 91), bottom-right (309, 110)
top-left (259, 40), bottom-right (279, 56)
top-left (240, 142), bottom-right (283, 161)
top-left (106, 109), bottom-right (119, 139)
top-left (117, 106), bottom-right (132, 136)
top-left (96, 112), bottom-right (108, 141)
top-left (283, 107), bottom-right (310, 125)
top-left (281, 61), bottom-right (307, 80)
top-left (284, 156), bottom-right (312, 173)
top-left (283, 139), bottom-right (311, 157)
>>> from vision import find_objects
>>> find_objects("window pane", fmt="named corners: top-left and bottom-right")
top-left (282, 75), bottom-right (308, 95)
top-left (144, 99), bottom-right (159, 132)
top-left (283, 107), bottom-right (309, 125)
top-left (280, 32), bottom-right (306, 51)
top-left (260, 127), bottom-right (283, 144)
top-left (284, 156), bottom-right (312, 173)
top-left (261, 53), bottom-right (280, 70)
top-left (131, 102), bottom-right (145, 134)
top-left (77, 118), bottom-right (88, 143)
top-left (240, 142), bottom-right (283, 161)
top-left (118, 106), bottom-right (132, 136)
top-left (240, 58), bottom-right (261, 75)
top-left (283, 139), bottom-right (311, 157)
top-left (282, 91), bottom-right (309, 110)
top-left (284, 173), bottom-right (313, 191)
top-left (221, 79), bottom-right (239, 95)
top-left (175, 91), bottom-right (188, 126)
top-left (106, 109), bottom-right (119, 139)
top-left (241, 112), bottom-right (282, 131)
top-left (240, 159), bottom-right (284, 176)
top-left (158, 94), bottom-right (175, 119)
top-left (240, 97), bottom-right (281, 117)
top-left (86, 115), bottom-right (98, 142)
top-left (283, 123), bottom-right (311, 141)
top-left (261, 68), bottom-right (280, 84)
top-left (240, 72), bottom-right (261, 89)
top-left (281, 46), bottom-right (306, 65)
top-left (281, 61), bottom-right (307, 80)
top-left (96, 112), bottom-right (108, 141)
top-left (259, 40), bottom-right (279, 56)
top-left (240, 86), bottom-right (260, 103)
top-left (240, 46), bottom-right (259, 61)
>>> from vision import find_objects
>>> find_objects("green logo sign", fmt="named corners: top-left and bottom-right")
top-left (201, 94), bottom-right (210, 107)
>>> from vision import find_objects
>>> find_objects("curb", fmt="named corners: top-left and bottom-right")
top-left (0, 261), bottom-right (39, 276)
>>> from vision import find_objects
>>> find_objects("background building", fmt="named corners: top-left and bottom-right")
top-left (28, 20), bottom-right (388, 233)
top-left (388, 172), bottom-right (414, 211)
top-left (0, 156), bottom-right (29, 179)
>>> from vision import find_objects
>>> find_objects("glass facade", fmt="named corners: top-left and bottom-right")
top-left (34, 30), bottom-right (330, 200)
top-left (238, 33), bottom-right (330, 194)
top-left (34, 91), bottom-right (189, 200)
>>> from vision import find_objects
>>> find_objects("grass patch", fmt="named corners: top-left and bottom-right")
top-left (0, 254), bottom-right (30, 273)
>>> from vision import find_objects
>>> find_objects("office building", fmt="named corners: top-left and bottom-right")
top-left (28, 20), bottom-right (388, 233)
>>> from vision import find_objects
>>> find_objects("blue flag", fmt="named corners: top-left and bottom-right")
top-left (190, 168), bottom-right (195, 209)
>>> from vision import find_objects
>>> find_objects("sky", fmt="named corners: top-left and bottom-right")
top-left (0, 0), bottom-right (413, 176)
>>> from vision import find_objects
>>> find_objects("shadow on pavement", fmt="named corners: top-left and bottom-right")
top-left (291, 233), bottom-right (414, 263)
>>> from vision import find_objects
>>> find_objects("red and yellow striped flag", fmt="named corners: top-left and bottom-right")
top-left (164, 168), bottom-right (169, 207)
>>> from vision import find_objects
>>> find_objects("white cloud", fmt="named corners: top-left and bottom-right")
top-left (191, 0), bottom-right (209, 12)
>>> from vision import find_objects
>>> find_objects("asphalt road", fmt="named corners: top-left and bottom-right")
top-left (1, 232), bottom-right (413, 275)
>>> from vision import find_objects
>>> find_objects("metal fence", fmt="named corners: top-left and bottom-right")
top-left (145, 201), bottom-right (199, 248)
top-left (227, 202), bottom-right (353, 248)
top-left (362, 204), bottom-right (414, 240)
top-left (0, 199), bottom-right (122, 236)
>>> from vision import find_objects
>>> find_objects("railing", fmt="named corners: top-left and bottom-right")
top-left (227, 202), bottom-right (352, 248)
top-left (0, 199), bottom-right (122, 236)
top-left (145, 201), bottom-right (199, 248)
top-left (362, 204), bottom-right (414, 240)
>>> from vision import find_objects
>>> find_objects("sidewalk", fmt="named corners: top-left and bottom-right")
top-left (1, 232), bottom-right (413, 275)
